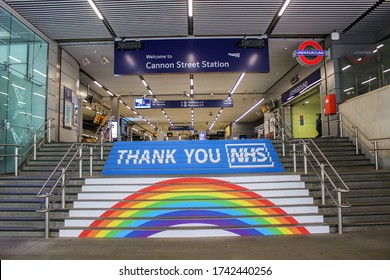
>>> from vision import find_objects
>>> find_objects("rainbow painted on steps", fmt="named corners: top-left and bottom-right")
top-left (79, 178), bottom-right (310, 238)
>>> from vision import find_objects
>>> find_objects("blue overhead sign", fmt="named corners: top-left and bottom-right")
top-left (102, 139), bottom-right (284, 175)
top-left (150, 99), bottom-right (233, 109)
top-left (114, 38), bottom-right (270, 75)
top-left (281, 69), bottom-right (322, 104)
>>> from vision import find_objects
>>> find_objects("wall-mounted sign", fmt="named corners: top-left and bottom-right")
top-left (168, 126), bottom-right (194, 131)
top-left (102, 139), bottom-right (284, 175)
top-left (114, 38), bottom-right (270, 75)
top-left (150, 99), bottom-right (233, 109)
top-left (293, 41), bottom-right (327, 67)
top-left (281, 69), bottom-right (321, 104)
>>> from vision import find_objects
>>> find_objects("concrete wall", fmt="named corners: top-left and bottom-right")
top-left (339, 85), bottom-right (390, 169)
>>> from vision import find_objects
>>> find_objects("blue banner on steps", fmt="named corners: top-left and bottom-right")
top-left (102, 139), bottom-right (284, 175)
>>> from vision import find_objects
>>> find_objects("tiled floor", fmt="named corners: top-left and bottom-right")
top-left (1, 231), bottom-right (390, 260)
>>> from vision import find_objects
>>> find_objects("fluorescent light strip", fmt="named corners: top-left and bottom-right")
top-left (230, 73), bottom-right (246, 95)
top-left (33, 69), bottom-right (47, 78)
top-left (141, 79), bottom-right (148, 87)
top-left (342, 65), bottom-right (351, 71)
top-left (9, 56), bottom-right (21, 63)
top-left (0, 91), bottom-right (8, 96)
top-left (188, 0), bottom-right (193, 17)
top-left (299, 79), bottom-right (322, 94)
top-left (11, 84), bottom-right (26, 90)
top-left (87, 0), bottom-right (104, 20)
top-left (93, 80), bottom-right (103, 88)
top-left (343, 87), bottom-right (354, 92)
top-left (2, 76), bottom-right (9, 80)
top-left (86, 106), bottom-right (92, 110)
top-left (235, 98), bottom-right (264, 123)
top-left (377, 44), bottom-right (384, 49)
top-left (361, 77), bottom-right (377, 84)
top-left (107, 90), bottom-right (114, 96)
top-left (33, 92), bottom-right (46, 98)
top-left (278, 0), bottom-right (291, 16)
top-left (383, 68), bottom-right (390, 73)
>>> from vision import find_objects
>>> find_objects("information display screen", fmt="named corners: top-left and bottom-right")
top-left (134, 98), bottom-right (151, 109)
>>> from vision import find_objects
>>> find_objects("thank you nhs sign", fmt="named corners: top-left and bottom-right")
top-left (102, 140), bottom-right (284, 175)
top-left (114, 38), bottom-right (270, 75)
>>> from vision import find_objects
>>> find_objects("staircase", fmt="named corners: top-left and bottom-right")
top-left (273, 137), bottom-right (390, 232)
top-left (0, 142), bottom-right (112, 237)
top-left (60, 175), bottom-right (329, 238)
top-left (59, 139), bottom-right (329, 238)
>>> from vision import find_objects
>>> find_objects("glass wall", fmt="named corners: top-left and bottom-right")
top-left (338, 37), bottom-right (390, 102)
top-left (0, 6), bottom-right (48, 174)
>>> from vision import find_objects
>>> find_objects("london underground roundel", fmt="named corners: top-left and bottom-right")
top-left (294, 40), bottom-right (327, 67)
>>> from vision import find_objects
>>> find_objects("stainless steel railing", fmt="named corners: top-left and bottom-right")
top-left (35, 125), bottom-right (111, 238)
top-left (270, 112), bottom-right (350, 233)
top-left (0, 118), bottom-right (55, 176)
top-left (338, 112), bottom-right (390, 170)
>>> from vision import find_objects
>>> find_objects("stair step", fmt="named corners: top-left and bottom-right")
top-left (59, 224), bottom-right (330, 238)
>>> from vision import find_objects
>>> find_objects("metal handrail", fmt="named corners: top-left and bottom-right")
top-left (0, 118), bottom-right (55, 175)
top-left (270, 112), bottom-right (350, 233)
top-left (35, 141), bottom-right (108, 238)
top-left (338, 112), bottom-right (390, 170)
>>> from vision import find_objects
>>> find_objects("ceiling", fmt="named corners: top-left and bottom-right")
top-left (3, 0), bottom-right (390, 137)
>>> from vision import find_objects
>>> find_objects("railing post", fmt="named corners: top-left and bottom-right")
top-left (282, 129), bottom-right (285, 157)
top-left (100, 137), bottom-right (104, 160)
top-left (303, 144), bottom-right (308, 174)
top-left (79, 147), bottom-right (83, 178)
top-left (45, 195), bottom-right (50, 238)
top-left (61, 168), bottom-right (66, 209)
top-left (48, 118), bottom-right (51, 143)
top-left (293, 143), bottom-right (297, 173)
top-left (374, 141), bottom-right (379, 170)
top-left (33, 134), bottom-right (37, 160)
top-left (14, 147), bottom-right (19, 176)
top-left (355, 128), bottom-right (359, 154)
top-left (337, 191), bottom-right (343, 234)
top-left (321, 163), bottom-right (325, 205)
top-left (339, 113), bottom-right (343, 137)
top-left (90, 146), bottom-right (93, 177)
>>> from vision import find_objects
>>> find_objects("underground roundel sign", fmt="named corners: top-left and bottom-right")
top-left (294, 40), bottom-right (327, 67)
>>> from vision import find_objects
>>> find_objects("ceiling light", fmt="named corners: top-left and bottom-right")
top-left (230, 73), bottom-right (246, 95)
top-left (188, 0), bottom-right (193, 17)
top-left (343, 87), bottom-right (354, 92)
top-left (141, 79), bottom-right (148, 87)
top-left (384, 68), bottom-right (390, 73)
top-left (93, 80), bottom-right (102, 88)
top-left (119, 99), bottom-right (124, 104)
top-left (342, 65), bottom-right (351, 71)
top-left (376, 44), bottom-right (384, 49)
top-left (278, 0), bottom-right (291, 16)
top-left (235, 98), bottom-right (264, 123)
top-left (86, 106), bottom-right (92, 110)
top-left (11, 84), bottom-right (25, 90)
top-left (33, 69), bottom-right (47, 78)
top-left (361, 77), bottom-right (377, 84)
top-left (9, 56), bottom-right (21, 63)
top-left (107, 90), bottom-right (114, 96)
top-left (87, 0), bottom-right (104, 20)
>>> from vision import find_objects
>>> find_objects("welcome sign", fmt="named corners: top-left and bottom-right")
top-left (114, 38), bottom-right (270, 75)
top-left (102, 140), bottom-right (284, 175)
